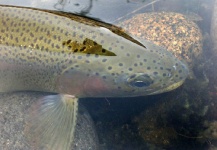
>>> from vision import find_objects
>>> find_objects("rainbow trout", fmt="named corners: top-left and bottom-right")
top-left (0, 5), bottom-right (188, 150)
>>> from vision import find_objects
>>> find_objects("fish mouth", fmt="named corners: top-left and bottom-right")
top-left (148, 80), bottom-right (185, 95)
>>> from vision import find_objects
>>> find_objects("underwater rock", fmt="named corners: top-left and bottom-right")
top-left (118, 12), bottom-right (203, 67)
top-left (0, 92), bottom-right (99, 150)
top-left (134, 80), bottom-right (215, 149)
top-left (203, 121), bottom-right (217, 140)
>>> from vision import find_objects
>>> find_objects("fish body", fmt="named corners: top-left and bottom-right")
top-left (0, 5), bottom-right (189, 150)
top-left (0, 6), bottom-right (188, 97)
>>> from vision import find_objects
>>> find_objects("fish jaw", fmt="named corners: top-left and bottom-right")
top-left (149, 79), bottom-right (185, 95)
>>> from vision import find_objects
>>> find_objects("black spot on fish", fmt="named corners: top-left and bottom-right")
top-left (67, 40), bottom-right (71, 44)
top-left (80, 47), bottom-right (86, 52)
top-left (93, 41), bottom-right (97, 45)
top-left (15, 37), bottom-right (18, 43)
top-left (77, 56), bottom-right (82, 59)
top-left (69, 60), bottom-right (73, 64)
top-left (166, 68), bottom-right (172, 72)
top-left (56, 45), bottom-right (60, 49)
top-left (102, 49), bottom-right (106, 53)
top-left (108, 66), bottom-right (112, 70)
top-left (83, 40), bottom-right (86, 45)
top-left (100, 40), bottom-right (104, 44)
top-left (153, 72), bottom-right (158, 75)
top-left (102, 59), bottom-right (107, 62)
top-left (72, 32), bottom-right (76, 37)
top-left (129, 74), bottom-right (136, 79)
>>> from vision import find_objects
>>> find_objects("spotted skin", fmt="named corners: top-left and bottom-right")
top-left (0, 6), bottom-right (188, 97)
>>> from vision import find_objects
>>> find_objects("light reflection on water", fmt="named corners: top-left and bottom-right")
top-left (0, 0), bottom-right (56, 9)
top-left (0, 0), bottom-right (150, 22)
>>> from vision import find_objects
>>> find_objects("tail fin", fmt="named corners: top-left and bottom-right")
top-left (25, 94), bottom-right (78, 150)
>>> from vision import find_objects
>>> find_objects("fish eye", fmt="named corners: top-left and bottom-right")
top-left (128, 74), bottom-right (153, 88)
top-left (132, 80), bottom-right (151, 87)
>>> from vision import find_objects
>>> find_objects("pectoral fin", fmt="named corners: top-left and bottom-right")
top-left (25, 94), bottom-right (78, 150)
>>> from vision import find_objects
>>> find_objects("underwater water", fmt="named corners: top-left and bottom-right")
top-left (0, 0), bottom-right (217, 150)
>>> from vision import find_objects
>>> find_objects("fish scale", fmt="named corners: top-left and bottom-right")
top-left (0, 5), bottom-right (189, 150)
